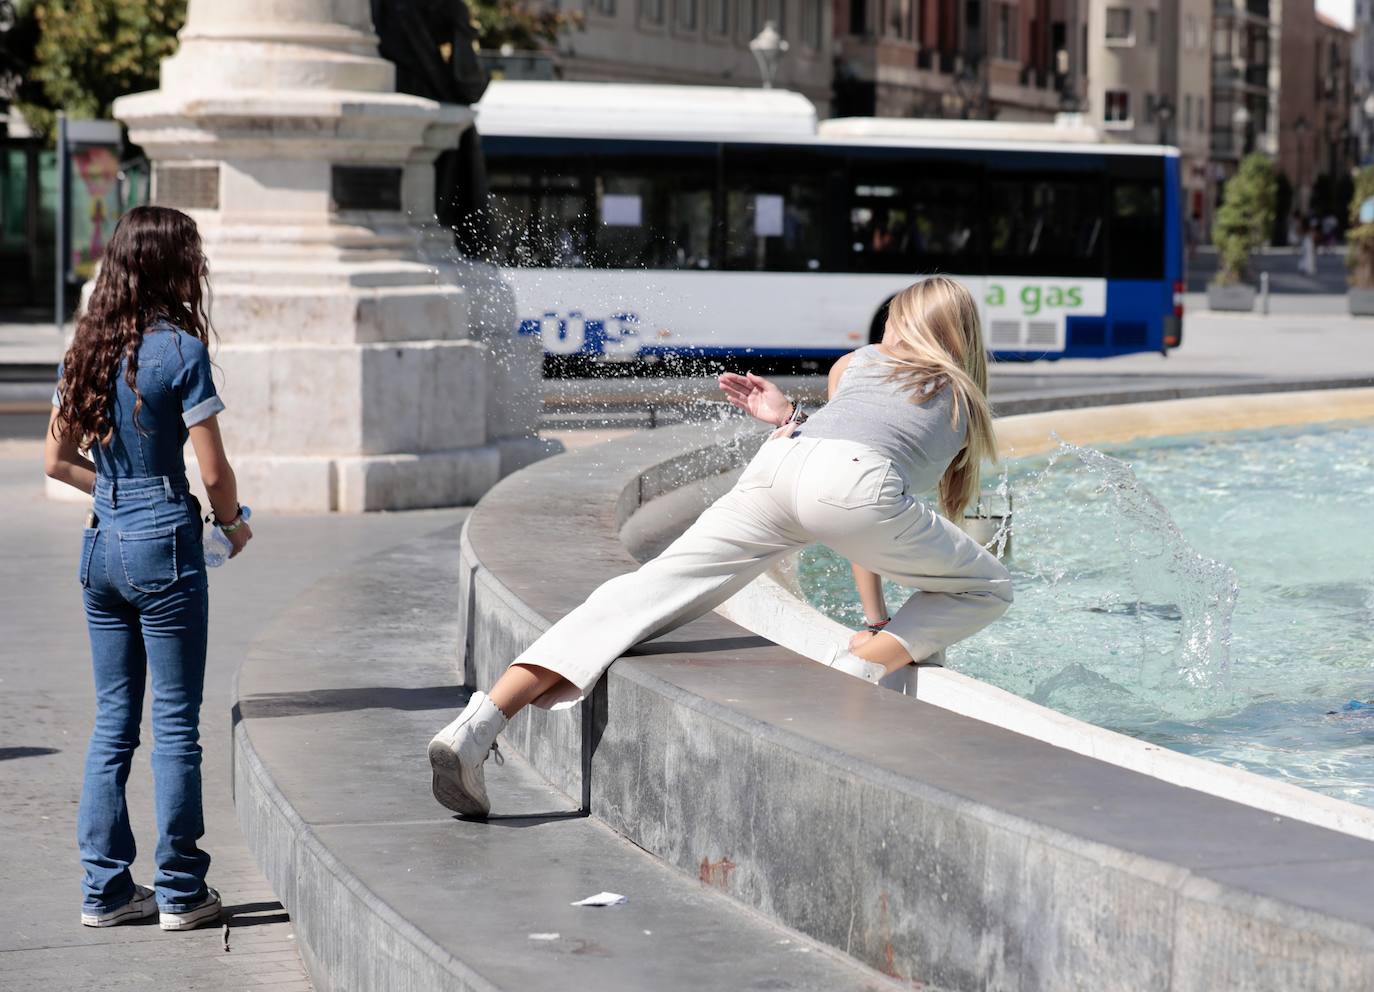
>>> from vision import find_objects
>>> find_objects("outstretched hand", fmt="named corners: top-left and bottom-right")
top-left (717, 371), bottom-right (792, 427)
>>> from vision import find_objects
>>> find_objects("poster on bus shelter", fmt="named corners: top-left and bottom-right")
top-left (69, 145), bottom-right (121, 280)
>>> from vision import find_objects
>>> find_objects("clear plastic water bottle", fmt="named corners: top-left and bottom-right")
top-left (205, 505), bottom-right (251, 568)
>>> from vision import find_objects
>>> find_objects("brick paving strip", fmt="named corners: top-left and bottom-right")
top-left (0, 440), bottom-right (466, 990)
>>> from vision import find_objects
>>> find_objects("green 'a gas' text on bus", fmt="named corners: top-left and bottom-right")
top-left (467, 80), bottom-right (1184, 364)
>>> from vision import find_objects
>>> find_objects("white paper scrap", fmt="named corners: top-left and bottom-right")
top-left (571, 891), bottom-right (628, 907)
top-left (601, 194), bottom-right (642, 227)
top-left (528, 933), bottom-right (561, 941)
top-left (754, 194), bottom-right (784, 237)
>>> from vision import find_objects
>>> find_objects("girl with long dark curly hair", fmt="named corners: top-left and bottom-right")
top-left (45, 205), bottom-right (252, 931)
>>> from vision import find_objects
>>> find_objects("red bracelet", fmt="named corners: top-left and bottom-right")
top-left (865, 617), bottom-right (891, 633)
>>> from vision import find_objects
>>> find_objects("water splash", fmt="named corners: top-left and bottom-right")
top-left (800, 435), bottom-right (1243, 723)
top-left (1056, 439), bottom-right (1240, 697)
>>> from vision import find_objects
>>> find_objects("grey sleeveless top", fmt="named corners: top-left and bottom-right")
top-left (795, 344), bottom-right (968, 494)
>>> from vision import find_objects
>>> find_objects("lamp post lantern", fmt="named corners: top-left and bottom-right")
top-left (749, 22), bottom-right (789, 89)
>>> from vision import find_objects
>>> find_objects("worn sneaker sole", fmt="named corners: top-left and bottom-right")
top-left (81, 889), bottom-right (157, 927)
top-left (428, 737), bottom-right (489, 818)
top-left (160, 890), bottom-right (222, 931)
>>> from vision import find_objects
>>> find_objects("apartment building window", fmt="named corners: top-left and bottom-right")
top-left (590, 0), bottom-right (617, 15)
top-left (849, 0), bottom-right (866, 34)
top-left (708, 0), bottom-right (729, 34)
top-left (1197, 97), bottom-right (1205, 133)
top-left (763, 0), bottom-right (784, 34)
top-left (1183, 94), bottom-right (1192, 130)
top-left (996, 3), bottom-right (1018, 59)
top-left (801, 0), bottom-right (822, 47)
top-left (1104, 90), bottom-right (1131, 124)
top-left (642, 0), bottom-right (665, 24)
top-left (676, 0), bottom-right (698, 29)
top-left (1104, 7), bottom-right (1132, 43)
top-left (1146, 9), bottom-right (1157, 44)
top-left (738, 0), bottom-right (757, 38)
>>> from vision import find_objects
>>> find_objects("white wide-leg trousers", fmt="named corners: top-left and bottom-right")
top-left (514, 435), bottom-right (1014, 710)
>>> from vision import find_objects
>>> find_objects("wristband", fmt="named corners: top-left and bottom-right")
top-left (864, 617), bottom-right (891, 633)
top-left (211, 504), bottom-right (244, 532)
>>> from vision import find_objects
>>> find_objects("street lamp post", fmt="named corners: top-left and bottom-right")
top-left (1152, 95), bottom-right (1174, 146)
top-left (749, 22), bottom-right (789, 89)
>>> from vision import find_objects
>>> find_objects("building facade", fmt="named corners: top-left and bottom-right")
top-left (1086, 0), bottom-right (1212, 234)
top-left (1314, 12), bottom-right (1354, 204)
top-left (550, 0), bottom-right (835, 113)
top-left (1356, 0), bottom-right (1374, 164)
top-left (829, 0), bottom-right (1089, 121)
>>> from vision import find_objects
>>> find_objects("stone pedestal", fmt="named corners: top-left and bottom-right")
top-left (111, 0), bottom-right (552, 512)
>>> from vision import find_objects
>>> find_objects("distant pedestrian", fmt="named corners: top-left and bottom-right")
top-left (1298, 217), bottom-right (1318, 276)
top-left (426, 276), bottom-right (1014, 818)
top-left (1321, 213), bottom-right (1339, 251)
top-left (45, 205), bottom-right (252, 930)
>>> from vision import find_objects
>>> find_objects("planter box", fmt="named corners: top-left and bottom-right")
top-left (1208, 283), bottom-right (1256, 312)
top-left (1350, 288), bottom-right (1374, 316)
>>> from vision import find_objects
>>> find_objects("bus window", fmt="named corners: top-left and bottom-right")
top-left (986, 174), bottom-right (1104, 277)
top-left (592, 159), bottom-right (715, 269)
top-left (1107, 177), bottom-right (1164, 279)
top-left (847, 174), bottom-right (979, 274)
top-left (723, 148), bottom-right (834, 272)
top-left (487, 168), bottom-right (591, 267)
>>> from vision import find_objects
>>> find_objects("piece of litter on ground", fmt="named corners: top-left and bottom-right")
top-left (571, 891), bottom-right (628, 907)
top-left (643, 930), bottom-right (652, 936)
top-left (528, 933), bottom-right (561, 941)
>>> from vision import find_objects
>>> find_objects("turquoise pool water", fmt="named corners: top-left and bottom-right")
top-left (799, 419), bottom-right (1374, 808)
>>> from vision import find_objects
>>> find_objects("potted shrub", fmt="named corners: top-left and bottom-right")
top-left (1347, 165), bottom-right (1374, 316)
top-left (1208, 153), bottom-right (1277, 312)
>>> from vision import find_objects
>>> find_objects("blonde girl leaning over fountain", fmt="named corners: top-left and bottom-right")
top-left (428, 275), bottom-right (1013, 817)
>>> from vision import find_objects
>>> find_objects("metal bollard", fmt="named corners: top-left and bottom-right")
top-left (1260, 271), bottom-right (1270, 315)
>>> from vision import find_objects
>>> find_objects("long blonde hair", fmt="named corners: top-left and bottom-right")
top-left (878, 276), bottom-right (997, 522)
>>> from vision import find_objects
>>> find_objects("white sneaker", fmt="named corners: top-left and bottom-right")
top-left (428, 691), bottom-right (508, 818)
top-left (81, 884), bottom-right (157, 927)
top-left (824, 647), bottom-right (886, 684)
top-left (159, 886), bottom-right (222, 931)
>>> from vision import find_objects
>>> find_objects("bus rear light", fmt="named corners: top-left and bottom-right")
top-left (1172, 280), bottom-right (1185, 318)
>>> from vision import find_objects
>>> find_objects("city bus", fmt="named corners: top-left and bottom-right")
top-left (470, 80), bottom-right (1184, 364)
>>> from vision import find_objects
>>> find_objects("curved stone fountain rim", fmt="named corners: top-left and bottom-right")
top-left (712, 385), bottom-right (1374, 844)
top-left (452, 383), bottom-right (1374, 983)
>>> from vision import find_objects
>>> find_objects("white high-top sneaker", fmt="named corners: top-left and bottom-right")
top-left (824, 646), bottom-right (886, 684)
top-left (428, 691), bottom-right (508, 817)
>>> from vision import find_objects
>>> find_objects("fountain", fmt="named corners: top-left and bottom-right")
top-left (110, 0), bottom-right (551, 511)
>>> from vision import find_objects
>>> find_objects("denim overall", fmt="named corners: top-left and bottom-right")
top-left (61, 323), bottom-right (225, 914)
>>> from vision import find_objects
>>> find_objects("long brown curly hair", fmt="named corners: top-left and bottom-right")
top-left (53, 205), bottom-right (211, 446)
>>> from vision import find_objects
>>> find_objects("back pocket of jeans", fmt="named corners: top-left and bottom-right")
top-left (78, 528), bottom-right (97, 588)
top-left (815, 458), bottom-right (899, 509)
top-left (118, 526), bottom-right (178, 593)
top-left (736, 438), bottom-right (789, 491)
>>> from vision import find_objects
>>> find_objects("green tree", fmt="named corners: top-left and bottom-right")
top-left (15, 0), bottom-right (185, 140)
top-left (1210, 153), bottom-right (1277, 286)
top-left (1347, 166), bottom-right (1374, 289)
top-left (466, 0), bottom-right (582, 51)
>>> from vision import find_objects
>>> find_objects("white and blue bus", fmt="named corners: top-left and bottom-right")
top-left (471, 81), bottom-right (1184, 364)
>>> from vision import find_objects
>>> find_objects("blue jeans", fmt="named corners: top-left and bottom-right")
top-left (77, 475), bottom-right (211, 913)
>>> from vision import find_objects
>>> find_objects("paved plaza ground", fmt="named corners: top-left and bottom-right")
top-left (0, 295), bottom-right (1371, 989)
top-left (0, 443), bottom-right (464, 989)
